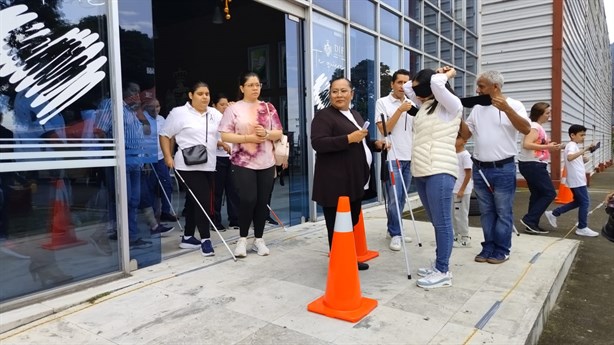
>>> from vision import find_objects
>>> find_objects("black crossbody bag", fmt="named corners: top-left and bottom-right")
top-left (181, 113), bottom-right (209, 165)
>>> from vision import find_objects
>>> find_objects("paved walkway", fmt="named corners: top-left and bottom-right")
top-left (0, 204), bottom-right (579, 344)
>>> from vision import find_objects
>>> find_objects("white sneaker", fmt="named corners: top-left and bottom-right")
top-left (453, 236), bottom-right (471, 248)
top-left (386, 232), bottom-right (412, 243)
top-left (544, 211), bottom-right (558, 228)
top-left (234, 237), bottom-right (247, 258)
top-left (389, 236), bottom-right (402, 251)
top-left (252, 238), bottom-right (270, 256)
top-left (575, 227), bottom-right (599, 237)
top-left (417, 266), bottom-right (435, 277)
top-left (416, 269), bottom-right (452, 289)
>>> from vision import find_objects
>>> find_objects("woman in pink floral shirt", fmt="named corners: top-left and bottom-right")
top-left (219, 72), bottom-right (283, 258)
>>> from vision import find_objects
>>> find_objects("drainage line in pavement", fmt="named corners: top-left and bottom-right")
top-left (474, 301), bottom-right (501, 329)
top-left (530, 252), bottom-right (541, 264)
top-left (462, 201), bottom-right (606, 344)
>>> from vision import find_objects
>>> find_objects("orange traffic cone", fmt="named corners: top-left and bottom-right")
top-left (307, 196), bottom-right (377, 322)
top-left (554, 167), bottom-right (573, 204)
top-left (42, 179), bottom-right (87, 250)
top-left (354, 209), bottom-right (379, 262)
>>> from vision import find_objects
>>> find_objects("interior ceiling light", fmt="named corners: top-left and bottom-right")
top-left (223, 0), bottom-right (232, 20)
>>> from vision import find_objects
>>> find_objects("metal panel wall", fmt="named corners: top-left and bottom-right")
top-left (481, 0), bottom-right (554, 106)
top-left (561, 0), bottom-right (613, 172)
top-left (481, 0), bottom-right (612, 175)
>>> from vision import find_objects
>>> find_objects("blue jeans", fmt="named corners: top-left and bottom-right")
top-left (414, 173), bottom-right (455, 273)
top-left (106, 165), bottom-right (141, 241)
top-left (552, 186), bottom-right (589, 229)
top-left (385, 160), bottom-right (412, 237)
top-left (518, 161), bottom-right (556, 226)
top-left (473, 161), bottom-right (516, 257)
top-left (153, 160), bottom-right (173, 214)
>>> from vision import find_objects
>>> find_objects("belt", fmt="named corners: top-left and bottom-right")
top-left (472, 156), bottom-right (514, 169)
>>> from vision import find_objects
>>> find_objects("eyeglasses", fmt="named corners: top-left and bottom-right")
top-left (244, 83), bottom-right (262, 88)
top-left (330, 89), bottom-right (351, 96)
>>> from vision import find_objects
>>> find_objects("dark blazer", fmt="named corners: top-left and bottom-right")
top-left (311, 106), bottom-right (379, 207)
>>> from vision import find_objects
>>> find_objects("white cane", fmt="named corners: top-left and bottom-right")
top-left (384, 129), bottom-right (423, 247)
top-left (149, 163), bottom-right (183, 231)
top-left (381, 114), bottom-right (413, 279)
top-left (267, 204), bottom-right (287, 231)
top-left (174, 169), bottom-right (237, 261)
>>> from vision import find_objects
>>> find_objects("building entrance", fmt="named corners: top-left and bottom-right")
top-left (150, 0), bottom-right (309, 258)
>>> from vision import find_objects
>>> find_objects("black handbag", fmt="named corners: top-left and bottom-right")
top-left (182, 145), bottom-right (207, 165)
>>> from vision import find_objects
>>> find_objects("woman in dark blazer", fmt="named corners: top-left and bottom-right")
top-left (311, 77), bottom-right (386, 270)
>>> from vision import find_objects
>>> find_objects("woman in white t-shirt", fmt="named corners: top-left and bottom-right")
top-left (159, 82), bottom-right (222, 257)
top-left (517, 102), bottom-right (561, 234)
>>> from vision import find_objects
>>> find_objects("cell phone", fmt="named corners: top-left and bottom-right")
top-left (362, 121), bottom-right (370, 129)
top-left (589, 142), bottom-right (601, 153)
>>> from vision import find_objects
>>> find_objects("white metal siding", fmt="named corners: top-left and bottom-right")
top-left (561, 0), bottom-right (612, 172)
top-left (481, 0), bottom-right (554, 108)
top-left (480, 0), bottom-right (612, 174)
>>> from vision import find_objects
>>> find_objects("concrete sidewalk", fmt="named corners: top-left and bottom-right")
top-left (0, 205), bottom-right (578, 344)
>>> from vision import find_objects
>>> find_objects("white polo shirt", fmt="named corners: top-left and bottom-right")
top-left (375, 94), bottom-right (414, 161)
top-left (159, 103), bottom-right (222, 171)
top-left (564, 141), bottom-right (587, 188)
top-left (466, 98), bottom-right (529, 162)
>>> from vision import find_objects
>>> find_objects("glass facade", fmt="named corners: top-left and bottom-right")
top-left (1, 0), bottom-right (480, 305)
top-left (1, 0), bottom-right (120, 302)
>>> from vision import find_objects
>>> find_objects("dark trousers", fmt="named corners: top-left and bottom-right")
top-left (213, 157), bottom-right (239, 226)
top-left (518, 161), bottom-right (556, 226)
top-left (178, 170), bottom-right (214, 239)
top-left (232, 165), bottom-right (275, 238)
top-left (322, 199), bottom-right (362, 250)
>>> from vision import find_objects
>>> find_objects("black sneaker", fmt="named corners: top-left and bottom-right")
top-left (179, 236), bottom-right (201, 249)
top-left (266, 217), bottom-right (279, 225)
top-left (358, 262), bottom-right (369, 271)
top-left (151, 224), bottom-right (175, 237)
top-left (201, 239), bottom-right (214, 257)
top-left (160, 213), bottom-right (179, 222)
top-left (520, 219), bottom-right (548, 234)
top-left (228, 222), bottom-right (240, 230)
top-left (108, 232), bottom-right (118, 241)
top-left (129, 238), bottom-right (152, 249)
top-left (212, 224), bottom-right (226, 232)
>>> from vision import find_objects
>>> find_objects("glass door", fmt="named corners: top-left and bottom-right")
top-left (269, 15), bottom-right (309, 227)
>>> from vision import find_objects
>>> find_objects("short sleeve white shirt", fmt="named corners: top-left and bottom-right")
top-left (453, 150), bottom-right (474, 194)
top-left (159, 103), bottom-right (222, 171)
top-left (156, 115), bottom-right (166, 160)
top-left (564, 141), bottom-right (587, 188)
top-left (466, 98), bottom-right (529, 162)
top-left (375, 94), bottom-right (414, 161)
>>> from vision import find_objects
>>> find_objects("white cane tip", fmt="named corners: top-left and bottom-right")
top-left (408, 275), bottom-right (412, 280)
top-left (418, 243), bottom-right (423, 247)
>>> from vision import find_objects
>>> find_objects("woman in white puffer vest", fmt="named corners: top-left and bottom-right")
top-left (403, 66), bottom-right (464, 289)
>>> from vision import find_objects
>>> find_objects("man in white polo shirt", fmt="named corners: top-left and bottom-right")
top-left (376, 69), bottom-right (416, 251)
top-left (461, 70), bottom-right (530, 264)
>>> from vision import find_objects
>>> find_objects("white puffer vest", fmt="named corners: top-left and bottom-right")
top-left (411, 100), bottom-right (461, 178)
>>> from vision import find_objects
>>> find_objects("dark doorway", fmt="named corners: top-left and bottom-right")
top-left (152, 0), bottom-right (286, 113)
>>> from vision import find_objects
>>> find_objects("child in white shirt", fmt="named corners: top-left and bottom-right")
top-left (453, 134), bottom-right (473, 247)
top-left (544, 124), bottom-right (598, 237)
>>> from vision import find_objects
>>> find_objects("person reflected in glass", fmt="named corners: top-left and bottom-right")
top-left (144, 98), bottom-right (180, 223)
top-left (311, 77), bottom-right (387, 271)
top-left (159, 82), bottom-right (223, 257)
top-left (219, 72), bottom-right (283, 258)
top-left (93, 81), bottom-right (151, 251)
